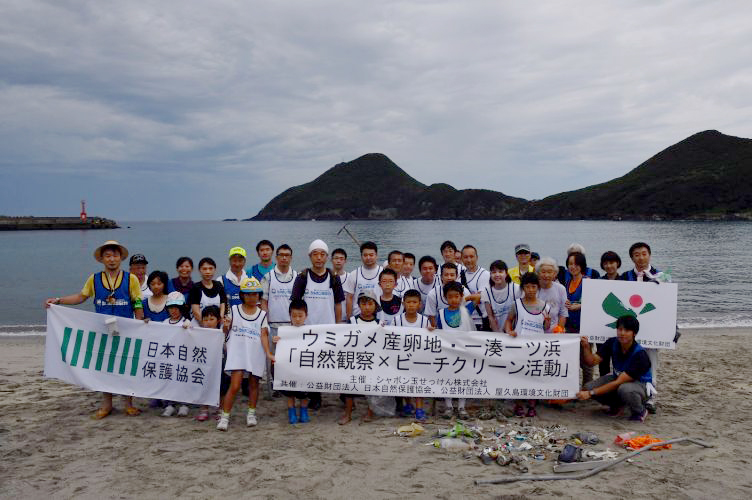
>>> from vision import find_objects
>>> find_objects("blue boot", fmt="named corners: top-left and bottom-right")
top-left (288, 407), bottom-right (298, 424)
top-left (299, 407), bottom-right (310, 423)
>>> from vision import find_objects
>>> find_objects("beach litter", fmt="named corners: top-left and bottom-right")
top-left (396, 423), bottom-right (424, 437)
top-left (622, 434), bottom-right (672, 451)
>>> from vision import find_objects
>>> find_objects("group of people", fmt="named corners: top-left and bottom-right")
top-left (45, 236), bottom-right (664, 430)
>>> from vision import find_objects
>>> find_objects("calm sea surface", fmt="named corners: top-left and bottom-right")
top-left (2, 220), bottom-right (750, 333)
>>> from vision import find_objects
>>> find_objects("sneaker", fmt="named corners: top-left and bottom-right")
top-left (525, 406), bottom-right (537, 418)
top-left (402, 403), bottom-right (415, 417)
top-left (299, 407), bottom-right (310, 423)
top-left (195, 409), bottom-right (209, 422)
top-left (216, 412), bottom-right (230, 431)
top-left (441, 407), bottom-right (454, 419)
top-left (415, 408), bottom-right (427, 423)
top-left (177, 405), bottom-right (190, 417)
top-left (288, 407), bottom-right (298, 424)
top-left (513, 405), bottom-right (525, 417)
top-left (247, 408), bottom-right (258, 427)
top-left (458, 408), bottom-right (470, 420)
top-left (161, 405), bottom-right (176, 417)
top-left (149, 399), bottom-right (163, 409)
top-left (628, 409), bottom-right (648, 422)
top-left (645, 398), bottom-right (657, 414)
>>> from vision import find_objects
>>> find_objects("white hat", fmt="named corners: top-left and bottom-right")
top-left (308, 239), bottom-right (329, 255)
top-left (165, 291), bottom-right (186, 307)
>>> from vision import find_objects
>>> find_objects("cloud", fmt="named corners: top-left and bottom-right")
top-left (1, 0), bottom-right (751, 218)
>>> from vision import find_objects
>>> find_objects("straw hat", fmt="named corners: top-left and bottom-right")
top-left (93, 240), bottom-right (129, 262)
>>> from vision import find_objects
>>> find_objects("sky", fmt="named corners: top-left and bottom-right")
top-left (1, 0), bottom-right (751, 220)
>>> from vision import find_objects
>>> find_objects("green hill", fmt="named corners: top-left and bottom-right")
top-left (251, 153), bottom-right (526, 220)
top-left (250, 131), bottom-right (752, 221)
top-left (522, 130), bottom-right (752, 219)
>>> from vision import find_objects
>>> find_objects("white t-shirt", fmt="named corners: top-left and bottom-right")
top-left (424, 284), bottom-right (470, 318)
top-left (537, 282), bottom-right (568, 332)
top-left (343, 265), bottom-right (383, 316)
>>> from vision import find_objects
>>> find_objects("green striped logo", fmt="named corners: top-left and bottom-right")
top-left (60, 327), bottom-right (142, 377)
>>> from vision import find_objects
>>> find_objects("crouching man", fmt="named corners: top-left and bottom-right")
top-left (576, 315), bottom-right (652, 422)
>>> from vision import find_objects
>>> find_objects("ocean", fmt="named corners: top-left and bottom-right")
top-left (2, 219), bottom-right (750, 335)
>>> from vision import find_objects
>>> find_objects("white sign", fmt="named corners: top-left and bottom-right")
top-left (273, 324), bottom-right (580, 399)
top-left (44, 305), bottom-right (224, 406)
top-left (580, 280), bottom-right (678, 349)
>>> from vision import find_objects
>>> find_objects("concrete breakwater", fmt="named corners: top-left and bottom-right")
top-left (0, 216), bottom-right (119, 230)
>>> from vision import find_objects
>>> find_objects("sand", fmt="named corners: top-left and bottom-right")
top-left (1, 328), bottom-right (751, 500)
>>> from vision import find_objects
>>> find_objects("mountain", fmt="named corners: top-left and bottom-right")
top-left (250, 153), bottom-right (527, 220)
top-left (521, 130), bottom-right (752, 220)
top-left (250, 131), bottom-right (752, 221)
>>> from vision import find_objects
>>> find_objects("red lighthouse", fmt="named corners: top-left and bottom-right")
top-left (80, 200), bottom-right (87, 222)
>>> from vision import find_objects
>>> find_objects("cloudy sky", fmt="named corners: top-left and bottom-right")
top-left (1, 1), bottom-right (750, 220)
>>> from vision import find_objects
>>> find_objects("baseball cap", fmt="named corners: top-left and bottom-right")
top-left (514, 244), bottom-right (531, 254)
top-left (357, 290), bottom-right (382, 311)
top-left (228, 246), bottom-right (247, 258)
top-left (129, 253), bottom-right (148, 265)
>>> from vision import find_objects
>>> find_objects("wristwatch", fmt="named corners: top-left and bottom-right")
top-left (589, 389), bottom-right (596, 397)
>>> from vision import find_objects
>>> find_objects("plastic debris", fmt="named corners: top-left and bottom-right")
top-left (623, 435), bottom-right (672, 451)
top-left (396, 423), bottom-right (424, 437)
top-left (614, 431), bottom-right (637, 445)
top-left (572, 432), bottom-right (599, 445)
top-left (433, 437), bottom-right (473, 451)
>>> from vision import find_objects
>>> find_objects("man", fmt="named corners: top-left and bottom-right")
top-left (620, 241), bottom-right (664, 413)
top-left (401, 252), bottom-right (416, 280)
top-left (290, 239), bottom-right (345, 410)
top-left (260, 244), bottom-right (297, 398)
top-left (223, 246), bottom-right (248, 307)
top-left (577, 315), bottom-right (652, 422)
top-left (129, 253), bottom-right (151, 299)
top-left (460, 245), bottom-right (490, 330)
top-left (45, 240), bottom-right (144, 419)
top-left (343, 241), bottom-right (383, 318)
top-left (509, 244), bottom-right (534, 284)
top-left (386, 250), bottom-right (411, 297)
top-left (331, 248), bottom-right (350, 322)
top-left (440, 240), bottom-right (466, 276)
top-left (413, 256), bottom-right (439, 313)
top-left (248, 239), bottom-right (275, 281)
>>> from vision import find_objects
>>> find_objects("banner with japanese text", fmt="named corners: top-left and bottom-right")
top-left (273, 324), bottom-right (580, 399)
top-left (44, 305), bottom-right (223, 406)
top-left (580, 280), bottom-right (678, 349)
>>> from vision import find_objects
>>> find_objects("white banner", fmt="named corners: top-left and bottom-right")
top-left (44, 305), bottom-right (224, 406)
top-left (580, 280), bottom-right (678, 349)
top-left (273, 324), bottom-right (580, 399)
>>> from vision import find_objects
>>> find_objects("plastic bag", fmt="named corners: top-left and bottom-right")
top-left (367, 395), bottom-right (397, 416)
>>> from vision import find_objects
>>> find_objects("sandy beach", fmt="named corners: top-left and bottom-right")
top-left (1, 328), bottom-right (750, 499)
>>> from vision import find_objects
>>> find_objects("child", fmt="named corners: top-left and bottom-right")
top-left (437, 282), bottom-right (479, 420)
top-left (378, 268), bottom-right (402, 324)
top-left (426, 263), bottom-right (477, 327)
top-left (188, 257), bottom-right (228, 324)
top-left (483, 260), bottom-right (520, 333)
top-left (143, 270), bottom-right (170, 323)
top-left (163, 291), bottom-right (191, 327)
top-left (217, 277), bottom-right (273, 431)
top-left (160, 291), bottom-right (191, 417)
top-left (272, 299), bottom-right (311, 424)
top-left (504, 273), bottom-right (551, 417)
top-left (340, 291), bottom-right (379, 424)
top-left (392, 289), bottom-right (432, 422)
top-left (195, 305), bottom-right (225, 422)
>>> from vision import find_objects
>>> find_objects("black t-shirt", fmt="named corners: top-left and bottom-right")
top-left (380, 295), bottom-right (402, 316)
top-left (597, 338), bottom-right (651, 381)
top-left (290, 269), bottom-right (345, 303)
top-left (187, 280), bottom-right (228, 306)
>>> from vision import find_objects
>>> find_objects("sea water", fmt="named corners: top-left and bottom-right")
top-left (1, 219), bottom-right (750, 334)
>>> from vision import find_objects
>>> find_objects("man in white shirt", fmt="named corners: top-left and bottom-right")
top-left (343, 241), bottom-right (383, 318)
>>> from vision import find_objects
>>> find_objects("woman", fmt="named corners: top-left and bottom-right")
top-left (600, 251), bottom-right (621, 280)
top-left (536, 257), bottom-right (568, 333)
top-left (171, 256), bottom-right (194, 298)
top-left (565, 251), bottom-right (594, 384)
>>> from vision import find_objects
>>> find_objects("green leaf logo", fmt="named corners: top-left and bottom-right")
top-left (601, 292), bottom-right (656, 328)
